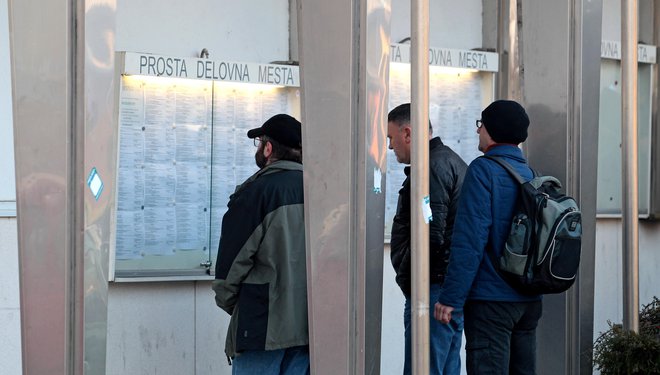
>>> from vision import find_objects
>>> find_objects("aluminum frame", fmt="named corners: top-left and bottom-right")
top-left (297, 0), bottom-right (390, 373)
top-left (653, 2), bottom-right (660, 219)
top-left (515, 1), bottom-right (601, 374)
top-left (9, 0), bottom-right (85, 372)
top-left (410, 0), bottom-right (431, 373)
top-left (10, 0), bottom-right (115, 372)
top-left (621, 0), bottom-right (640, 333)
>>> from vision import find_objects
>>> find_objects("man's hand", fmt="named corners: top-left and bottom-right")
top-left (434, 302), bottom-right (454, 324)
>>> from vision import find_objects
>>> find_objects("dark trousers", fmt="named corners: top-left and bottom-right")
top-left (464, 300), bottom-right (543, 375)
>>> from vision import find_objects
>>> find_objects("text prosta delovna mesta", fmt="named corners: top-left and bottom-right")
top-left (138, 55), bottom-right (296, 85)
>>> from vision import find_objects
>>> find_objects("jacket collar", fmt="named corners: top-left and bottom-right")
top-left (430, 136), bottom-right (443, 150)
top-left (403, 137), bottom-right (444, 176)
top-left (484, 144), bottom-right (526, 162)
top-left (235, 160), bottom-right (302, 193)
top-left (258, 160), bottom-right (303, 174)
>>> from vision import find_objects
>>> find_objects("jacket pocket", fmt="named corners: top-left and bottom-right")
top-left (235, 283), bottom-right (269, 352)
top-left (465, 339), bottom-right (494, 374)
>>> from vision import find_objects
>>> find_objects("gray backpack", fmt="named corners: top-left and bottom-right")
top-left (483, 155), bottom-right (582, 295)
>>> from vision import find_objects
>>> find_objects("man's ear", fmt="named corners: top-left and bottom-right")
top-left (263, 140), bottom-right (273, 158)
top-left (404, 126), bottom-right (412, 143)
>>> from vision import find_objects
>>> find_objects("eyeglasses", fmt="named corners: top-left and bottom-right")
top-left (475, 119), bottom-right (483, 129)
top-left (253, 137), bottom-right (262, 147)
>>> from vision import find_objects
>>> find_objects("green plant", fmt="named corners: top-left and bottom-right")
top-left (593, 297), bottom-right (660, 374)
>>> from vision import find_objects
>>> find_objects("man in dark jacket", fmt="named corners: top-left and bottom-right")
top-left (212, 114), bottom-right (309, 374)
top-left (434, 100), bottom-right (542, 374)
top-left (387, 103), bottom-right (467, 375)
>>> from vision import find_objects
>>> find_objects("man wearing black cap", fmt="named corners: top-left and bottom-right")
top-left (212, 114), bottom-right (309, 374)
top-left (434, 100), bottom-right (542, 374)
top-left (387, 103), bottom-right (467, 375)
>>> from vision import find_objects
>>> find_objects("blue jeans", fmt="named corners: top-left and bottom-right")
top-left (232, 345), bottom-right (310, 375)
top-left (464, 300), bottom-right (542, 375)
top-left (404, 284), bottom-right (464, 375)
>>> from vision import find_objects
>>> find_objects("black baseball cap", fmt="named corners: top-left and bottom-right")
top-left (247, 114), bottom-right (302, 149)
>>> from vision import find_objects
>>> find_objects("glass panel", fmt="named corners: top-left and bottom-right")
top-left (596, 60), bottom-right (652, 216)
top-left (112, 74), bottom-right (301, 279)
top-left (385, 63), bottom-right (495, 239)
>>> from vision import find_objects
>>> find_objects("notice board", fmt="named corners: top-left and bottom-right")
top-left (111, 52), bottom-right (300, 280)
top-left (596, 60), bottom-right (653, 217)
top-left (596, 42), bottom-right (656, 217)
top-left (384, 62), bottom-right (495, 238)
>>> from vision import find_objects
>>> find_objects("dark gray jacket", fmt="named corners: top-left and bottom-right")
top-left (212, 160), bottom-right (307, 358)
top-left (390, 137), bottom-right (467, 297)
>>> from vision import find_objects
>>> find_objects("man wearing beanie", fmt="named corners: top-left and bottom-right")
top-left (387, 103), bottom-right (467, 375)
top-left (213, 114), bottom-right (309, 374)
top-left (434, 100), bottom-right (542, 374)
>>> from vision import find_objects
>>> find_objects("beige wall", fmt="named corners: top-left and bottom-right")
top-left (0, 218), bottom-right (21, 375)
top-left (593, 219), bottom-right (660, 340)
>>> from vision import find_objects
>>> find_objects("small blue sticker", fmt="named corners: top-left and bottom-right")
top-left (87, 167), bottom-right (104, 200)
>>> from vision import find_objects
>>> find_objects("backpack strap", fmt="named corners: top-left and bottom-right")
top-left (481, 155), bottom-right (527, 185)
top-left (481, 155), bottom-right (532, 288)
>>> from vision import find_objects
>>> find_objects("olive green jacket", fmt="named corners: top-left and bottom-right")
top-left (212, 161), bottom-right (308, 358)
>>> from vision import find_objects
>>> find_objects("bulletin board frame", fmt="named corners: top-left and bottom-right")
top-left (384, 44), bottom-right (497, 241)
top-left (596, 42), bottom-right (657, 218)
top-left (109, 52), bottom-right (301, 281)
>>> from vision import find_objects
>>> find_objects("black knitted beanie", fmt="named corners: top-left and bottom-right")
top-left (481, 100), bottom-right (529, 144)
